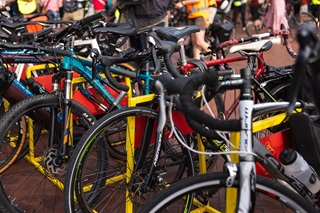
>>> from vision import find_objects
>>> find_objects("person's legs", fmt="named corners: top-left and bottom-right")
top-left (71, 9), bottom-right (84, 20)
top-left (190, 17), bottom-right (209, 59)
top-left (53, 10), bottom-right (61, 28)
top-left (192, 30), bottom-right (209, 59)
top-left (240, 4), bottom-right (246, 29)
top-left (232, 7), bottom-right (240, 26)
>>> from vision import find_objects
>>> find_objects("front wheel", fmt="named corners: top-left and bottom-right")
top-left (64, 106), bottom-right (195, 213)
top-left (0, 93), bottom-right (96, 213)
top-left (140, 172), bottom-right (318, 213)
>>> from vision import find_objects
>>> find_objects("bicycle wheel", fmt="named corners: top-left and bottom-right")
top-left (64, 106), bottom-right (195, 213)
top-left (289, 12), bottom-right (317, 39)
top-left (0, 93), bottom-right (96, 213)
top-left (0, 97), bottom-right (30, 173)
top-left (254, 81), bottom-right (293, 138)
top-left (0, 115), bottom-right (27, 172)
top-left (140, 172), bottom-right (318, 213)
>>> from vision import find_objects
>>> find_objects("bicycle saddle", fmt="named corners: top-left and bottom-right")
top-left (153, 25), bottom-right (200, 42)
top-left (92, 22), bottom-right (137, 36)
top-left (229, 40), bottom-right (273, 54)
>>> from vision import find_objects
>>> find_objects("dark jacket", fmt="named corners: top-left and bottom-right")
top-left (121, 0), bottom-right (170, 31)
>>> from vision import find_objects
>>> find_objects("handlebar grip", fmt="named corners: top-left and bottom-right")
top-left (44, 47), bottom-right (72, 56)
top-left (287, 23), bottom-right (318, 114)
top-left (35, 27), bottom-right (53, 38)
top-left (105, 67), bottom-right (129, 92)
top-left (80, 11), bottom-right (105, 25)
top-left (156, 70), bottom-right (241, 132)
top-left (179, 71), bottom-right (241, 131)
top-left (55, 12), bottom-right (105, 41)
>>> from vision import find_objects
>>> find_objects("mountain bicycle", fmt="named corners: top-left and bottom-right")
top-left (0, 17), bottom-right (211, 213)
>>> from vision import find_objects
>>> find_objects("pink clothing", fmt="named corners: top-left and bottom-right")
top-left (43, 0), bottom-right (62, 11)
top-left (263, 0), bottom-right (289, 31)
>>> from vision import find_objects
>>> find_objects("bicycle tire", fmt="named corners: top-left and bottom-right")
top-left (0, 97), bottom-right (29, 173)
top-left (289, 12), bottom-right (317, 39)
top-left (0, 115), bottom-right (27, 172)
top-left (64, 106), bottom-right (195, 213)
top-left (140, 172), bottom-right (318, 213)
top-left (255, 81), bottom-right (293, 138)
top-left (0, 93), bottom-right (97, 213)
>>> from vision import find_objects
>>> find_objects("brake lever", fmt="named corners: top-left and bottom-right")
top-left (151, 44), bottom-right (161, 74)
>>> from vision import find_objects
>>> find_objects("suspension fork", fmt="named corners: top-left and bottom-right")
top-left (47, 72), bottom-right (64, 148)
top-left (57, 70), bottom-right (73, 162)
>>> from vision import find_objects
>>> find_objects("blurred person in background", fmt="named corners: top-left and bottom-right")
top-left (41, 0), bottom-right (63, 28)
top-left (249, 0), bottom-right (263, 28)
top-left (310, 0), bottom-right (320, 23)
top-left (106, 0), bottom-right (170, 51)
top-left (263, 0), bottom-right (288, 31)
top-left (62, 0), bottom-right (88, 21)
top-left (175, 0), bottom-right (210, 60)
top-left (232, 0), bottom-right (247, 30)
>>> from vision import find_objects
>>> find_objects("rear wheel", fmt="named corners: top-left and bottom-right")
top-left (64, 106), bottom-right (195, 213)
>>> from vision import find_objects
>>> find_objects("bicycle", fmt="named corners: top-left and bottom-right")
top-left (168, 2), bottom-right (236, 58)
top-left (0, 14), bottom-right (133, 169)
top-left (285, 1), bottom-right (317, 39)
top-left (180, 26), bottom-right (300, 122)
top-left (0, 16), bottom-right (211, 212)
top-left (61, 27), bottom-right (313, 213)
top-left (139, 51), bottom-right (318, 212)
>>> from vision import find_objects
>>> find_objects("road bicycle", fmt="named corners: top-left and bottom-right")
top-left (180, 26), bottom-right (301, 122)
top-left (61, 26), bottom-right (312, 213)
top-left (139, 45), bottom-right (318, 212)
top-left (285, 2), bottom-right (317, 39)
